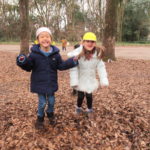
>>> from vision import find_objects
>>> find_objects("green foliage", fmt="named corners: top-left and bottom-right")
top-left (122, 0), bottom-right (150, 41)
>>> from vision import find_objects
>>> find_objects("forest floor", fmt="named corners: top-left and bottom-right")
top-left (0, 45), bottom-right (150, 150)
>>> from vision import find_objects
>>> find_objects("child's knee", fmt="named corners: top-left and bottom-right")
top-left (39, 102), bottom-right (46, 109)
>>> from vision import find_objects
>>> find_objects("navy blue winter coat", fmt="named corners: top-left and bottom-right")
top-left (17, 44), bottom-right (77, 95)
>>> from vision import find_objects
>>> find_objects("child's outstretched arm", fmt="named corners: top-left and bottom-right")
top-left (97, 60), bottom-right (109, 87)
top-left (56, 54), bottom-right (78, 70)
top-left (67, 45), bottom-right (82, 58)
top-left (16, 54), bottom-right (34, 72)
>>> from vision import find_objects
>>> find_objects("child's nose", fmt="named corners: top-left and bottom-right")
top-left (88, 43), bottom-right (93, 46)
top-left (43, 37), bottom-right (48, 40)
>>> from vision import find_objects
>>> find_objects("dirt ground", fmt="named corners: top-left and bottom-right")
top-left (0, 45), bottom-right (150, 149)
top-left (0, 44), bottom-right (150, 60)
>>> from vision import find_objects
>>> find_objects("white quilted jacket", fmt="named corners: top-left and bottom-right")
top-left (67, 46), bottom-right (109, 93)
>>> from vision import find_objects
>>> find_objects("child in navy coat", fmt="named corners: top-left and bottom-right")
top-left (17, 27), bottom-right (78, 128)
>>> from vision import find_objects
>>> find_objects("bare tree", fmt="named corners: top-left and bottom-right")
top-left (102, 0), bottom-right (121, 60)
top-left (117, 0), bottom-right (128, 41)
top-left (19, 0), bottom-right (29, 55)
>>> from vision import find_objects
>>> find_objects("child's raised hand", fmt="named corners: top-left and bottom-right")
top-left (17, 54), bottom-right (27, 65)
top-left (73, 56), bottom-right (78, 61)
top-left (19, 56), bottom-right (25, 61)
top-left (18, 54), bottom-right (26, 62)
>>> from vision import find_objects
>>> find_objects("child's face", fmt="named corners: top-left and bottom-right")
top-left (83, 40), bottom-right (96, 51)
top-left (37, 32), bottom-right (52, 48)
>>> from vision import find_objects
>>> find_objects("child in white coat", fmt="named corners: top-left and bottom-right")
top-left (67, 32), bottom-right (109, 114)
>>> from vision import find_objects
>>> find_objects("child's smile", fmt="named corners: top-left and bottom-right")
top-left (38, 32), bottom-right (52, 49)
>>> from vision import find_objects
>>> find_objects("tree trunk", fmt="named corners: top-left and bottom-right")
top-left (102, 0), bottom-right (119, 61)
top-left (19, 0), bottom-right (29, 55)
top-left (117, 0), bottom-right (127, 42)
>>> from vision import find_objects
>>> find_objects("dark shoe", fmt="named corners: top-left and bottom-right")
top-left (47, 112), bottom-right (54, 118)
top-left (35, 116), bottom-right (44, 129)
top-left (47, 112), bottom-right (56, 125)
top-left (72, 89), bottom-right (77, 96)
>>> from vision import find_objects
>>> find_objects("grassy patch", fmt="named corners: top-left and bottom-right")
top-left (0, 41), bottom-right (20, 45)
top-left (116, 41), bottom-right (150, 46)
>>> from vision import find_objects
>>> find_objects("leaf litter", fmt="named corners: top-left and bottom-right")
top-left (0, 51), bottom-right (149, 150)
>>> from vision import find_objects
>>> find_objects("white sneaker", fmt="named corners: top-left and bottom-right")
top-left (75, 107), bottom-right (83, 114)
top-left (86, 108), bottom-right (93, 113)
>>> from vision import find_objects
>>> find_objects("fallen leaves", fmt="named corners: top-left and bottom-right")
top-left (0, 52), bottom-right (150, 150)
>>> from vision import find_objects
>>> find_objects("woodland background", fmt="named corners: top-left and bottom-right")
top-left (0, 0), bottom-right (150, 149)
top-left (0, 0), bottom-right (150, 43)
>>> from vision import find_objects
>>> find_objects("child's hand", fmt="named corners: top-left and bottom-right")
top-left (101, 85), bottom-right (108, 88)
top-left (19, 56), bottom-right (25, 61)
top-left (100, 80), bottom-right (109, 87)
top-left (73, 56), bottom-right (79, 65)
top-left (94, 85), bottom-right (108, 93)
top-left (101, 85), bottom-right (109, 88)
top-left (18, 54), bottom-right (26, 62)
top-left (73, 56), bottom-right (78, 61)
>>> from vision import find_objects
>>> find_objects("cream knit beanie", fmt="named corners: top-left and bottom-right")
top-left (36, 27), bottom-right (52, 38)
